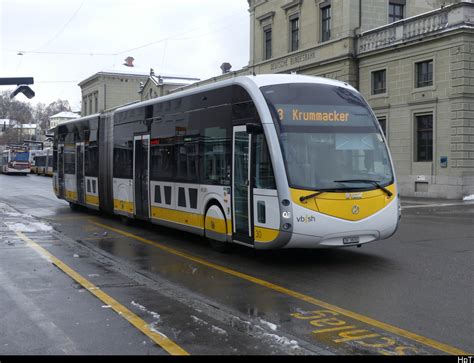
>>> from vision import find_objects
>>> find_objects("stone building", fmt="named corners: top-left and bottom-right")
top-left (139, 69), bottom-right (200, 101)
top-left (79, 66), bottom-right (149, 117)
top-left (79, 59), bottom-right (200, 117)
top-left (49, 111), bottom-right (80, 129)
top-left (178, 0), bottom-right (473, 199)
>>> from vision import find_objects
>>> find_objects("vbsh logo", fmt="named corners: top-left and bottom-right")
top-left (296, 215), bottom-right (316, 223)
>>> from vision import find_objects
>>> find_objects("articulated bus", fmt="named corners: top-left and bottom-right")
top-left (30, 149), bottom-right (41, 174)
top-left (1, 147), bottom-right (31, 175)
top-left (34, 148), bottom-right (53, 176)
top-left (54, 75), bottom-right (400, 250)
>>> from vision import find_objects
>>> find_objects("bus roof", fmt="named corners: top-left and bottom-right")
top-left (57, 75), bottom-right (357, 126)
top-left (114, 74), bottom-right (356, 114)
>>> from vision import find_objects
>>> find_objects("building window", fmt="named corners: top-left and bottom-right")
top-left (415, 114), bottom-right (433, 162)
top-left (321, 5), bottom-right (331, 42)
top-left (264, 27), bottom-right (272, 60)
top-left (290, 16), bottom-right (299, 52)
top-left (389, 1), bottom-right (404, 23)
top-left (416, 60), bottom-right (433, 88)
top-left (377, 117), bottom-right (387, 137)
top-left (372, 70), bottom-right (386, 95)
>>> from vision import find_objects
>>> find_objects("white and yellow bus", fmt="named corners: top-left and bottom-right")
top-left (34, 148), bottom-right (53, 176)
top-left (54, 75), bottom-right (400, 250)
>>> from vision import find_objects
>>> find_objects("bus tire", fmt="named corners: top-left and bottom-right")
top-left (69, 202), bottom-right (80, 211)
top-left (120, 215), bottom-right (133, 226)
top-left (205, 203), bottom-right (230, 253)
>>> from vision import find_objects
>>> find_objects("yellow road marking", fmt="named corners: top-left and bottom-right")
top-left (14, 231), bottom-right (189, 356)
top-left (90, 220), bottom-right (469, 356)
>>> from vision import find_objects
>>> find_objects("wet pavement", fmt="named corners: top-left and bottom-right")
top-left (0, 174), bottom-right (473, 355)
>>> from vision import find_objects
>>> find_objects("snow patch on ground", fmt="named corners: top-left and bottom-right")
top-left (0, 203), bottom-right (53, 233)
top-left (131, 301), bottom-right (161, 322)
top-left (148, 324), bottom-right (168, 339)
top-left (262, 333), bottom-right (300, 350)
top-left (191, 315), bottom-right (227, 336)
top-left (4, 221), bottom-right (52, 233)
top-left (211, 326), bottom-right (227, 335)
top-left (259, 319), bottom-right (277, 331)
top-left (463, 194), bottom-right (474, 201)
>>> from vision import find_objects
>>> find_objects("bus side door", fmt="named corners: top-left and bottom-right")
top-left (232, 125), bottom-right (254, 245)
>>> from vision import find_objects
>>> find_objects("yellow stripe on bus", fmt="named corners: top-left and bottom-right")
top-left (151, 207), bottom-right (204, 229)
top-left (254, 226), bottom-right (279, 243)
top-left (114, 199), bottom-right (134, 214)
top-left (65, 190), bottom-right (78, 201)
top-left (205, 215), bottom-right (227, 234)
top-left (86, 194), bottom-right (100, 206)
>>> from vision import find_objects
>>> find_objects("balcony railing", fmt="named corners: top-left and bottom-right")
top-left (358, 2), bottom-right (473, 54)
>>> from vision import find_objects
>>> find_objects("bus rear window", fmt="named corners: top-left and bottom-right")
top-left (13, 152), bottom-right (29, 162)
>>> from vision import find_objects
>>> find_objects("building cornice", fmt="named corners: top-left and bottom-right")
top-left (256, 11), bottom-right (275, 23)
top-left (281, 0), bottom-right (303, 13)
top-left (358, 2), bottom-right (473, 56)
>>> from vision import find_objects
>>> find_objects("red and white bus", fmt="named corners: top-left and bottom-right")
top-left (0, 147), bottom-right (31, 175)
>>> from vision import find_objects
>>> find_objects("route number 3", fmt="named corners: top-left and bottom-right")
top-left (278, 108), bottom-right (285, 121)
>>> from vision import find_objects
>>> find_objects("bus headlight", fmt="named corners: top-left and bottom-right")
top-left (397, 194), bottom-right (401, 221)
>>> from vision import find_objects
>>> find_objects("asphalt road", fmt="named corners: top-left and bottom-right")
top-left (0, 174), bottom-right (472, 355)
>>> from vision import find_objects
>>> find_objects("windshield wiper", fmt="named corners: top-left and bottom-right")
top-left (299, 191), bottom-right (325, 203)
top-left (333, 180), bottom-right (393, 197)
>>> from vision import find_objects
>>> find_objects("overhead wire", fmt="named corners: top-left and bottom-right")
top-left (18, 10), bottom-right (245, 58)
top-left (31, 0), bottom-right (87, 52)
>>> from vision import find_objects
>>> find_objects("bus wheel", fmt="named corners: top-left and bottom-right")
top-left (69, 202), bottom-right (80, 211)
top-left (120, 215), bottom-right (133, 226)
top-left (205, 204), bottom-right (230, 253)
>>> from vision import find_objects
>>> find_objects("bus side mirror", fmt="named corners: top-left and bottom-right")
top-left (246, 123), bottom-right (263, 134)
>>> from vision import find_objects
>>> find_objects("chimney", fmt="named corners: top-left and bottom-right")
top-left (220, 62), bottom-right (232, 74)
top-left (124, 56), bottom-right (135, 67)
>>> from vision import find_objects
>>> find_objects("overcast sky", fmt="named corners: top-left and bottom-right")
top-left (0, 0), bottom-right (250, 111)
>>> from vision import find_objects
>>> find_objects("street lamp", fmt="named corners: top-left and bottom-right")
top-left (10, 84), bottom-right (35, 99)
top-left (0, 77), bottom-right (35, 99)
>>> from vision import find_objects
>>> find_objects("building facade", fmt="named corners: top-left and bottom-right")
top-left (79, 67), bottom-right (149, 117)
top-left (249, 0), bottom-right (473, 198)
top-left (138, 69), bottom-right (200, 101)
top-left (49, 111), bottom-right (80, 129)
top-left (79, 63), bottom-right (200, 117)
top-left (11, 123), bottom-right (40, 142)
top-left (178, 0), bottom-right (473, 198)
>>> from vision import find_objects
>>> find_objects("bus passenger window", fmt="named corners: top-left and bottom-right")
top-left (113, 141), bottom-right (133, 179)
top-left (150, 137), bottom-right (175, 181)
top-left (254, 134), bottom-right (276, 189)
top-left (176, 134), bottom-right (199, 182)
top-left (202, 126), bottom-right (230, 185)
top-left (64, 149), bottom-right (76, 174)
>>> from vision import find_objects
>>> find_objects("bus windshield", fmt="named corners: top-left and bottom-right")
top-left (12, 151), bottom-right (30, 162)
top-left (261, 83), bottom-right (394, 192)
